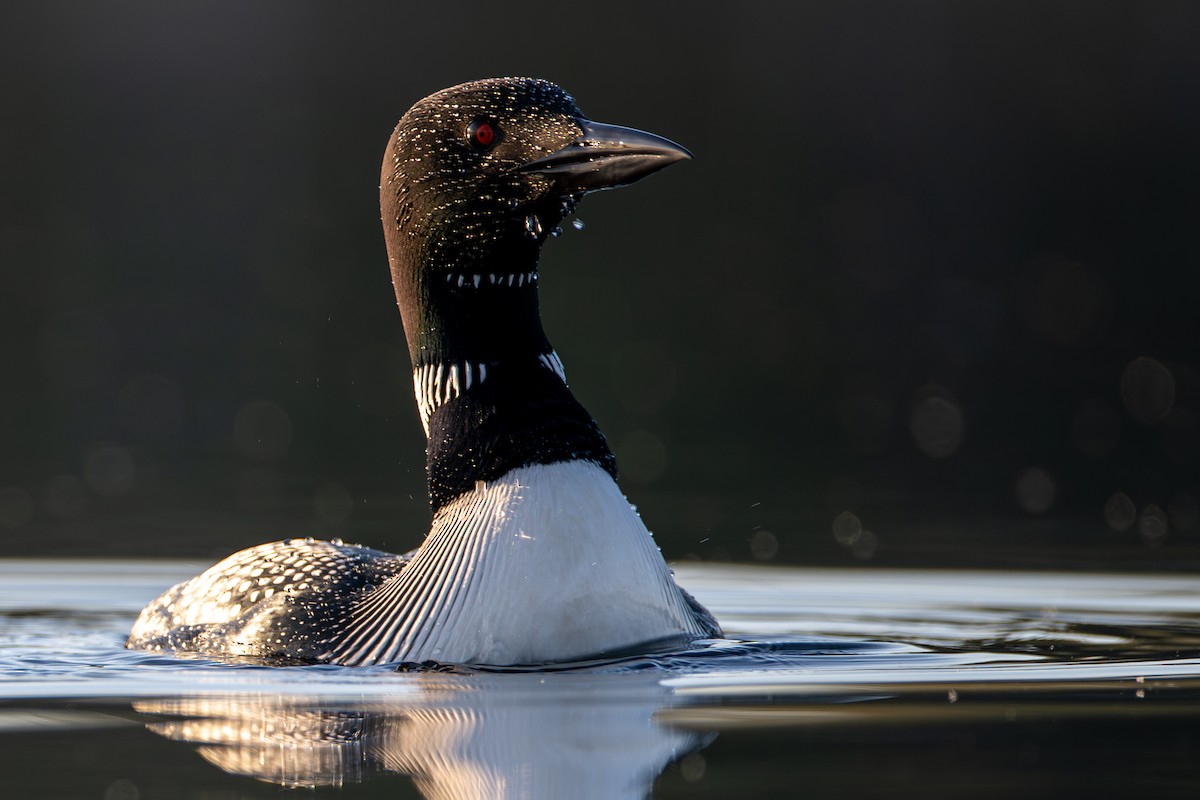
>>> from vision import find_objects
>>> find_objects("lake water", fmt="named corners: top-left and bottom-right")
top-left (2, 559), bottom-right (1198, 798)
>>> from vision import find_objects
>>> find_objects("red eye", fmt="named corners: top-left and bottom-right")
top-left (467, 119), bottom-right (500, 151)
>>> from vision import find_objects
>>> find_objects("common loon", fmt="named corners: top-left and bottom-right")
top-left (127, 77), bottom-right (720, 667)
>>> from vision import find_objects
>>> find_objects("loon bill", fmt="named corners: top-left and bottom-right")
top-left (127, 77), bottom-right (721, 666)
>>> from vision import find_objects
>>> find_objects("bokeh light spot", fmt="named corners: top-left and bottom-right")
top-left (1014, 468), bottom-right (1055, 515)
top-left (103, 777), bottom-right (140, 800)
top-left (1138, 503), bottom-right (1169, 547)
top-left (1120, 357), bottom-right (1175, 425)
top-left (1103, 491), bottom-right (1136, 531)
top-left (679, 753), bottom-right (706, 782)
top-left (750, 530), bottom-right (779, 561)
top-left (832, 511), bottom-right (863, 545)
top-left (851, 530), bottom-right (879, 560)
top-left (909, 390), bottom-right (964, 458)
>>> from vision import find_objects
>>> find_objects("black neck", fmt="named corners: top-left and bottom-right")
top-left (424, 357), bottom-right (617, 512)
top-left (387, 221), bottom-right (616, 513)
top-left (388, 198), bottom-right (569, 364)
top-left (405, 259), bottom-right (550, 365)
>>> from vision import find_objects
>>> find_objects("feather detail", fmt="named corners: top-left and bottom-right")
top-left (329, 461), bottom-right (712, 666)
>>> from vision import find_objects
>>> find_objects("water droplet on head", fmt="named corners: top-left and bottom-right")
top-left (524, 214), bottom-right (542, 240)
top-left (572, 218), bottom-right (585, 231)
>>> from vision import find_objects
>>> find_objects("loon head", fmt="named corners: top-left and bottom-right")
top-left (380, 77), bottom-right (691, 511)
top-left (380, 77), bottom-right (692, 366)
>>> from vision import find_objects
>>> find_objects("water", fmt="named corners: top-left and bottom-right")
top-left (3, 560), bottom-right (1199, 798)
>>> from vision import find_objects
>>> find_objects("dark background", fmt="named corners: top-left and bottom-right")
top-left (2, 2), bottom-right (1198, 569)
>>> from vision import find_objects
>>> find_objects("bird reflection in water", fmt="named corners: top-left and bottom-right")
top-left (134, 672), bottom-right (712, 797)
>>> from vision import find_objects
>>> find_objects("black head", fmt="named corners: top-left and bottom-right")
top-left (380, 77), bottom-right (691, 365)
top-left (381, 78), bottom-right (691, 508)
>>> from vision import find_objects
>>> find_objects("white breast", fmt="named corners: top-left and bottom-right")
top-left (328, 461), bottom-right (706, 666)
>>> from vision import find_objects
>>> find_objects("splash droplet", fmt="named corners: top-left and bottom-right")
top-left (559, 196), bottom-right (579, 217)
top-left (572, 218), bottom-right (585, 231)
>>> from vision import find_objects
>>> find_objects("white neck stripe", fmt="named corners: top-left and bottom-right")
top-left (413, 360), bottom-right (487, 436)
top-left (538, 351), bottom-right (567, 384)
top-left (412, 351), bottom-right (566, 435)
top-left (444, 270), bottom-right (539, 289)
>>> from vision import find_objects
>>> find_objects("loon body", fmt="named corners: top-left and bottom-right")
top-left (128, 77), bottom-right (720, 666)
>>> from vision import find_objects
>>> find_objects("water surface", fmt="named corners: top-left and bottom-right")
top-left (2, 560), bottom-right (1198, 798)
